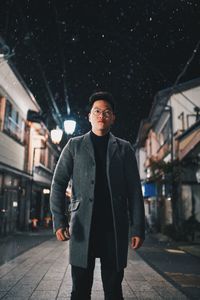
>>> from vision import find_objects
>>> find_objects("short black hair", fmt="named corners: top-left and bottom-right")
top-left (89, 91), bottom-right (116, 112)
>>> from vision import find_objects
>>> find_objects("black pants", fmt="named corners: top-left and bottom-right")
top-left (70, 256), bottom-right (124, 300)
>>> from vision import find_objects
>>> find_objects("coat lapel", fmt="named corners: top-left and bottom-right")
top-left (83, 131), bottom-right (95, 162)
top-left (107, 132), bottom-right (118, 165)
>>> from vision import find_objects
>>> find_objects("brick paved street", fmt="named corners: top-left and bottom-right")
top-left (0, 238), bottom-right (189, 299)
top-left (0, 230), bottom-right (53, 266)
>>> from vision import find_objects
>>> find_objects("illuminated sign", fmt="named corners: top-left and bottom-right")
top-left (142, 182), bottom-right (157, 197)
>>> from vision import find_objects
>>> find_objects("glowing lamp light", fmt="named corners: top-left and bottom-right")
top-left (43, 188), bottom-right (50, 194)
top-left (50, 127), bottom-right (63, 144)
top-left (64, 119), bottom-right (76, 135)
top-left (196, 167), bottom-right (200, 183)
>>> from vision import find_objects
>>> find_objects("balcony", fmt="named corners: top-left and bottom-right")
top-left (178, 125), bottom-right (200, 160)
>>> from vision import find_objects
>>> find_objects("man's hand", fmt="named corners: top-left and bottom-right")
top-left (56, 227), bottom-right (70, 241)
top-left (131, 236), bottom-right (143, 250)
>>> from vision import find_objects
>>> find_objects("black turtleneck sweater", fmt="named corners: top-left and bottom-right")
top-left (90, 131), bottom-right (114, 256)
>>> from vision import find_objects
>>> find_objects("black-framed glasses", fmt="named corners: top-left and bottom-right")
top-left (92, 108), bottom-right (113, 118)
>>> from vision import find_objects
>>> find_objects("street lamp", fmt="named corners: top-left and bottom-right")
top-left (50, 126), bottom-right (63, 144)
top-left (64, 119), bottom-right (76, 135)
top-left (50, 119), bottom-right (76, 144)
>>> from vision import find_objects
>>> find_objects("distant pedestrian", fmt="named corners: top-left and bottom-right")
top-left (50, 91), bottom-right (145, 300)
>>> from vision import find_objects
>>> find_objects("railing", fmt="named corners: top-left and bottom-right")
top-left (156, 141), bottom-right (170, 161)
top-left (144, 141), bottom-right (170, 168)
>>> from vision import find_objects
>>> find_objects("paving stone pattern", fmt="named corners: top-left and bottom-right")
top-left (0, 238), bottom-right (189, 299)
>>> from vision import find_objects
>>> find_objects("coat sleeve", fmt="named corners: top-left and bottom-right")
top-left (50, 139), bottom-right (73, 232)
top-left (124, 142), bottom-right (145, 240)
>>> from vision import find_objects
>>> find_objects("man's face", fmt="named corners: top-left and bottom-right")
top-left (89, 100), bottom-right (115, 135)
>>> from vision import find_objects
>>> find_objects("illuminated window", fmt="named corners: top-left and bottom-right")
top-left (3, 99), bottom-right (25, 143)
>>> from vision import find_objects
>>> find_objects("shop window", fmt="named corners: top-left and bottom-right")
top-left (4, 175), bottom-right (12, 186)
top-left (3, 99), bottom-right (25, 144)
top-left (13, 178), bottom-right (19, 187)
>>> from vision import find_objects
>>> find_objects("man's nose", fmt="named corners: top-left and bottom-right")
top-left (98, 112), bottom-right (105, 118)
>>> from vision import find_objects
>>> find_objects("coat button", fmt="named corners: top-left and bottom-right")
top-left (89, 198), bottom-right (93, 202)
top-left (91, 180), bottom-right (94, 184)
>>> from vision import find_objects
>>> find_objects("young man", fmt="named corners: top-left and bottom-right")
top-left (50, 91), bottom-right (145, 300)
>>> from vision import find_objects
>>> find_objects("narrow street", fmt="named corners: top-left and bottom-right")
top-left (1, 230), bottom-right (199, 299)
top-left (0, 229), bottom-right (53, 266)
top-left (1, 2), bottom-right (200, 298)
top-left (137, 233), bottom-right (200, 300)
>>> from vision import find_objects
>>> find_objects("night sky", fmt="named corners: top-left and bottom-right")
top-left (0, 0), bottom-right (200, 143)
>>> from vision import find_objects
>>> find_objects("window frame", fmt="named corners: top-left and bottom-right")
top-left (3, 98), bottom-right (25, 145)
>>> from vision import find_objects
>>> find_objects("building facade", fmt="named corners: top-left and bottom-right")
top-left (136, 78), bottom-right (200, 240)
top-left (0, 55), bottom-right (59, 235)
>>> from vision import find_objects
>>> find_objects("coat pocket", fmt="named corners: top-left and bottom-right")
top-left (68, 200), bottom-right (80, 212)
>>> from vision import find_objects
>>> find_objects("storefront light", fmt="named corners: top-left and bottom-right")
top-left (146, 168), bottom-right (151, 178)
top-left (43, 188), bottom-right (50, 194)
top-left (196, 167), bottom-right (200, 183)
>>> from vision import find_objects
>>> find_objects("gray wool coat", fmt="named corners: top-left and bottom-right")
top-left (50, 131), bottom-right (145, 271)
